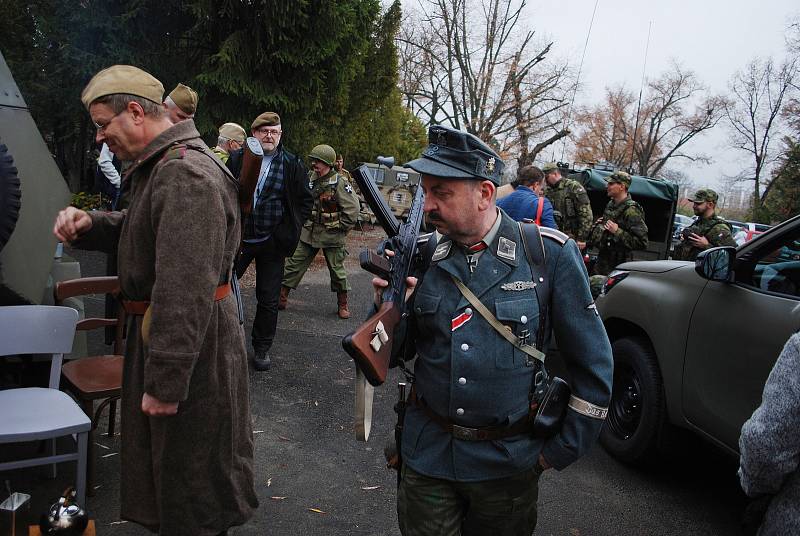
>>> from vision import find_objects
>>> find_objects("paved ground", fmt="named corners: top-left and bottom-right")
top-left (2, 228), bottom-right (749, 535)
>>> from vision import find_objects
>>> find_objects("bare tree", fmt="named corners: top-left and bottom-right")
top-left (725, 57), bottom-right (797, 217)
top-left (398, 0), bottom-right (572, 165)
top-left (572, 64), bottom-right (724, 178)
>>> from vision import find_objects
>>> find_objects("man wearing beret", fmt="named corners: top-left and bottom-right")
top-left (53, 65), bottom-right (257, 535)
top-left (212, 122), bottom-right (246, 164)
top-left (673, 188), bottom-right (737, 261)
top-left (371, 124), bottom-right (613, 535)
top-left (163, 82), bottom-right (198, 124)
top-left (543, 162), bottom-right (593, 250)
top-left (587, 171), bottom-right (649, 275)
top-left (228, 111), bottom-right (313, 371)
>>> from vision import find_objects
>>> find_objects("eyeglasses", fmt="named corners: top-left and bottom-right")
top-left (92, 110), bottom-right (124, 133)
top-left (255, 127), bottom-right (281, 137)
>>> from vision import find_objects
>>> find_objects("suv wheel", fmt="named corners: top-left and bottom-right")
top-left (600, 336), bottom-right (666, 464)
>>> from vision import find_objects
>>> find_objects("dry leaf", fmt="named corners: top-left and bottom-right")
top-left (361, 486), bottom-right (381, 490)
top-left (308, 508), bottom-right (326, 514)
top-left (314, 401), bottom-right (319, 406)
top-left (267, 478), bottom-right (272, 487)
top-left (278, 435), bottom-right (291, 441)
top-left (270, 496), bottom-right (287, 500)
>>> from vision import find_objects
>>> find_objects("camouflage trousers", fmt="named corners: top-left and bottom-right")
top-left (397, 464), bottom-right (542, 536)
top-left (282, 241), bottom-right (350, 292)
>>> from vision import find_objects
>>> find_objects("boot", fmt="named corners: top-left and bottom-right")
top-left (337, 291), bottom-right (351, 319)
top-left (278, 286), bottom-right (290, 310)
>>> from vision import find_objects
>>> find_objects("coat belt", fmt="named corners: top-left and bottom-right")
top-left (122, 283), bottom-right (231, 316)
top-left (409, 386), bottom-right (532, 441)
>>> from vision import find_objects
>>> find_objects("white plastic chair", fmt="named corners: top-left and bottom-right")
top-left (0, 305), bottom-right (91, 506)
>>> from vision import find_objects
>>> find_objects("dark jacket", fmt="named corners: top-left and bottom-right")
top-left (228, 144), bottom-right (313, 256)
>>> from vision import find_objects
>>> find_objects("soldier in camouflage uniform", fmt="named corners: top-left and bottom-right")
top-left (588, 171), bottom-right (649, 275)
top-left (282, 144), bottom-right (360, 319)
top-left (543, 162), bottom-right (593, 249)
top-left (673, 188), bottom-right (737, 261)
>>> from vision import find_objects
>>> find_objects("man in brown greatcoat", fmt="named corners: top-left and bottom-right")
top-left (53, 65), bottom-right (257, 535)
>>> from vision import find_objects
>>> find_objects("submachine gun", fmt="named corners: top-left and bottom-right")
top-left (342, 156), bottom-right (426, 443)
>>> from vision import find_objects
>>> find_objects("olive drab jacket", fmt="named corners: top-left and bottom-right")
top-left (301, 169), bottom-right (360, 248)
top-left (72, 120), bottom-right (257, 535)
top-left (588, 195), bottom-right (649, 275)
top-left (673, 214), bottom-right (737, 261)
top-left (545, 177), bottom-right (593, 242)
top-left (397, 212), bottom-right (613, 480)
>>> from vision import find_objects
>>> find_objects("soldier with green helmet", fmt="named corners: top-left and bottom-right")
top-left (588, 171), bottom-right (649, 275)
top-left (543, 162), bottom-right (593, 249)
top-left (281, 144), bottom-right (360, 318)
top-left (212, 122), bottom-right (246, 164)
top-left (163, 83), bottom-right (198, 124)
top-left (673, 188), bottom-right (737, 261)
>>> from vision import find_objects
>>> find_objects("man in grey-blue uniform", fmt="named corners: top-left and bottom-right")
top-left (375, 125), bottom-right (613, 535)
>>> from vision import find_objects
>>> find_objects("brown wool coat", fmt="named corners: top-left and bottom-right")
top-left (74, 120), bottom-right (257, 535)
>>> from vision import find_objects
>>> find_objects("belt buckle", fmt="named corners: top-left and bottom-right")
top-left (451, 424), bottom-right (479, 441)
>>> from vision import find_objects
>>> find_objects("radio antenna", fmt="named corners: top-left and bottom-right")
top-left (629, 20), bottom-right (653, 174)
top-left (557, 0), bottom-right (600, 163)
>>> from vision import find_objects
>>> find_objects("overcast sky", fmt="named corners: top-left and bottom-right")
top-left (527, 0), bottom-right (798, 190)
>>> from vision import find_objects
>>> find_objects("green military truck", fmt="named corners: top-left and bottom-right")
top-left (570, 168), bottom-right (679, 262)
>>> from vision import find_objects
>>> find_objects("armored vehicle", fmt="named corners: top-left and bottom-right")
top-left (0, 51), bottom-right (76, 306)
top-left (362, 162), bottom-right (420, 220)
top-left (570, 168), bottom-right (679, 261)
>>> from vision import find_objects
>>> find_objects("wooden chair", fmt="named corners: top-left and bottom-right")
top-left (55, 276), bottom-right (125, 494)
top-left (0, 305), bottom-right (90, 506)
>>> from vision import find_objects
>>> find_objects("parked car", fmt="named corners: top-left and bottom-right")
top-left (733, 221), bottom-right (771, 246)
top-left (594, 214), bottom-right (800, 464)
top-left (670, 214), bottom-right (695, 253)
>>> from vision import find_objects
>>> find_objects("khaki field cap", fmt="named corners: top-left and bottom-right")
top-left (219, 122), bottom-right (246, 143)
top-left (605, 171), bottom-right (632, 188)
top-left (542, 162), bottom-right (559, 173)
top-left (80, 65), bottom-right (164, 110)
top-left (688, 188), bottom-right (719, 204)
top-left (168, 83), bottom-right (198, 115)
top-left (404, 124), bottom-right (504, 185)
top-left (251, 112), bottom-right (281, 130)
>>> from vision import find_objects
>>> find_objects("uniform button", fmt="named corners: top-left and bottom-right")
top-left (456, 408), bottom-right (465, 416)
top-left (461, 343), bottom-right (469, 351)
top-left (465, 307), bottom-right (473, 315)
top-left (458, 377), bottom-right (467, 385)
top-left (520, 315), bottom-right (528, 324)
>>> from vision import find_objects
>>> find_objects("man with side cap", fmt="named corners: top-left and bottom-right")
top-left (369, 124), bottom-right (613, 536)
top-left (53, 65), bottom-right (257, 535)
top-left (163, 82), bottom-right (198, 124)
top-left (212, 122), bottom-right (246, 164)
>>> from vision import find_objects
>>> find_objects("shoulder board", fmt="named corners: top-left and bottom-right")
top-left (539, 227), bottom-right (569, 245)
top-left (417, 231), bottom-right (436, 247)
top-left (161, 144), bottom-right (187, 162)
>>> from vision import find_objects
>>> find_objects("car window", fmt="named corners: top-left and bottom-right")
top-left (745, 230), bottom-right (800, 298)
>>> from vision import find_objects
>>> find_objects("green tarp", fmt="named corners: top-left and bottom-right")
top-left (570, 169), bottom-right (679, 203)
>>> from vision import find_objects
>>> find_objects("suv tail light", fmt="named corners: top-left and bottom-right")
top-left (603, 271), bottom-right (629, 294)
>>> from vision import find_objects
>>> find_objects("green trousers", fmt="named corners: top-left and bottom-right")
top-left (397, 464), bottom-right (542, 536)
top-left (282, 241), bottom-right (350, 292)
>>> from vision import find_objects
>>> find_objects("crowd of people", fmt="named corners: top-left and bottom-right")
top-left (50, 63), bottom-right (794, 536)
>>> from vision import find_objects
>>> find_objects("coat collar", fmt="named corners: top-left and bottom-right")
top-left (125, 119), bottom-right (203, 176)
top-left (432, 211), bottom-right (522, 303)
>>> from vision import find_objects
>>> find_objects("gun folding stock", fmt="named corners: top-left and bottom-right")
top-left (342, 302), bottom-right (401, 386)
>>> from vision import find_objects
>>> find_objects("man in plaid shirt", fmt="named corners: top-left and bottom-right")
top-left (228, 112), bottom-right (313, 371)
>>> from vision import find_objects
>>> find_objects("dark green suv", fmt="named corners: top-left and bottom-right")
top-left (596, 213), bottom-right (800, 463)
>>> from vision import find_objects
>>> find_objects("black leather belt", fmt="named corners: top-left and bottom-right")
top-left (409, 387), bottom-right (532, 441)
